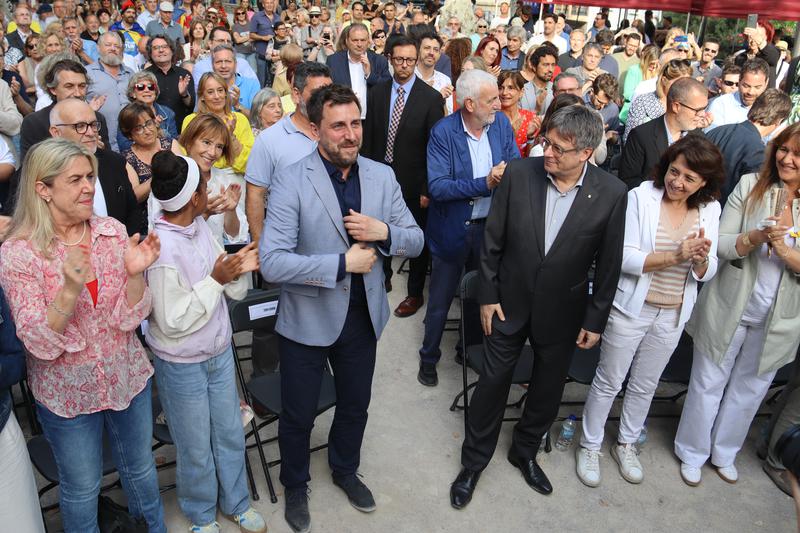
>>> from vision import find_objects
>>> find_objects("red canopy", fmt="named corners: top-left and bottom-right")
top-left (549, 1), bottom-right (800, 21)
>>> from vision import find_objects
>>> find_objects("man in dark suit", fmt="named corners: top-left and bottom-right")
top-left (19, 59), bottom-right (111, 163)
top-left (362, 34), bottom-right (444, 317)
top-left (326, 23), bottom-right (390, 119)
top-left (706, 89), bottom-right (791, 204)
top-left (6, 4), bottom-right (36, 54)
top-left (48, 99), bottom-right (140, 236)
top-left (260, 85), bottom-right (423, 533)
top-left (618, 78), bottom-right (709, 190)
top-left (449, 105), bottom-right (627, 508)
top-left (418, 69), bottom-right (520, 386)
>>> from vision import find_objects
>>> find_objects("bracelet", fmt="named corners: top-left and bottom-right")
top-left (741, 232), bottom-right (753, 248)
top-left (50, 301), bottom-right (74, 318)
top-left (693, 256), bottom-right (709, 266)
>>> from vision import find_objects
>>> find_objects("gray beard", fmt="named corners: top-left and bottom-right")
top-left (100, 54), bottom-right (123, 67)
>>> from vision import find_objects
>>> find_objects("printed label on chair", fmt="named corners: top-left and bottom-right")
top-left (248, 301), bottom-right (278, 320)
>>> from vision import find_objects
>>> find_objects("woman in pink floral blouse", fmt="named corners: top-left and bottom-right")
top-left (0, 138), bottom-right (166, 533)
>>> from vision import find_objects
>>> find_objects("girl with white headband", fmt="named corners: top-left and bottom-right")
top-left (143, 151), bottom-right (266, 533)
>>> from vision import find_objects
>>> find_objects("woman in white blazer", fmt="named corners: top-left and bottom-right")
top-left (575, 136), bottom-right (724, 488)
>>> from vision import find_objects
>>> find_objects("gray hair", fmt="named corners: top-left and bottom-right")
top-left (583, 42), bottom-right (603, 56)
top-left (211, 43), bottom-right (236, 61)
top-left (98, 30), bottom-right (123, 48)
top-left (570, 28), bottom-right (585, 39)
top-left (553, 72), bottom-right (580, 88)
top-left (455, 68), bottom-right (496, 107)
top-left (126, 70), bottom-right (159, 99)
top-left (249, 87), bottom-right (281, 130)
top-left (507, 26), bottom-right (526, 41)
top-left (547, 105), bottom-right (603, 151)
top-left (659, 47), bottom-right (680, 63)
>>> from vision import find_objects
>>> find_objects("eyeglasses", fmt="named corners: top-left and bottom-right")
top-left (131, 118), bottom-right (157, 135)
top-left (721, 79), bottom-right (738, 87)
top-left (151, 44), bottom-right (170, 51)
top-left (135, 82), bottom-right (156, 91)
top-left (54, 121), bottom-right (102, 134)
top-left (541, 137), bottom-right (580, 157)
top-left (703, 47), bottom-right (718, 53)
top-left (391, 56), bottom-right (417, 65)
top-left (677, 101), bottom-right (707, 115)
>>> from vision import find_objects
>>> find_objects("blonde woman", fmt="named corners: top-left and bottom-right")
top-left (621, 44), bottom-right (659, 123)
top-left (623, 58), bottom-right (692, 143)
top-left (181, 72), bottom-right (254, 176)
top-left (0, 138), bottom-right (164, 533)
top-left (33, 28), bottom-right (68, 110)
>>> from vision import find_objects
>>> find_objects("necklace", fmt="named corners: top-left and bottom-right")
top-left (58, 221), bottom-right (87, 247)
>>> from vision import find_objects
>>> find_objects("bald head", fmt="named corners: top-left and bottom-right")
top-left (49, 98), bottom-right (100, 153)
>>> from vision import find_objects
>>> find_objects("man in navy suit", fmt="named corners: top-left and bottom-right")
top-left (260, 84), bottom-right (423, 533)
top-left (417, 69), bottom-right (520, 386)
top-left (326, 23), bottom-right (391, 119)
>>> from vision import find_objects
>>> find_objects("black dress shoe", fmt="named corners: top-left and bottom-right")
top-left (507, 450), bottom-right (553, 495)
top-left (450, 468), bottom-right (481, 509)
top-left (417, 362), bottom-right (438, 386)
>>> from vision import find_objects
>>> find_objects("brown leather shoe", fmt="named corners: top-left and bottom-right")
top-left (394, 296), bottom-right (424, 317)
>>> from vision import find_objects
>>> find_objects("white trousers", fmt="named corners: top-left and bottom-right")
top-left (674, 322), bottom-right (776, 468)
top-left (580, 304), bottom-right (683, 450)
top-left (0, 411), bottom-right (45, 533)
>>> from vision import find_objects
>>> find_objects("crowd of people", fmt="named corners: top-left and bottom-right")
top-left (0, 0), bottom-right (799, 532)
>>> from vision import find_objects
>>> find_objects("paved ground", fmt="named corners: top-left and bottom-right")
top-left (28, 263), bottom-right (797, 532)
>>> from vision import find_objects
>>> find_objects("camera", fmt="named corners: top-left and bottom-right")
top-left (776, 424), bottom-right (800, 477)
top-left (323, 32), bottom-right (331, 41)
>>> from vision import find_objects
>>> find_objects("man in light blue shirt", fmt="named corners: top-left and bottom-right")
top-left (705, 58), bottom-right (769, 131)
top-left (244, 62), bottom-right (332, 245)
top-left (86, 32), bottom-right (133, 151)
top-left (211, 45), bottom-right (260, 112)
top-left (193, 28), bottom-right (258, 92)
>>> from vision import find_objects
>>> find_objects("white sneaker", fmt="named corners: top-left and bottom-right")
top-left (716, 464), bottom-right (738, 484)
top-left (680, 462), bottom-right (702, 486)
top-left (611, 443), bottom-right (643, 484)
top-left (576, 447), bottom-right (602, 487)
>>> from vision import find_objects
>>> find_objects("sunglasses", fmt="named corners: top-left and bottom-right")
top-left (310, 13), bottom-right (320, 17)
top-left (721, 79), bottom-right (737, 87)
top-left (477, 24), bottom-right (488, 29)
top-left (135, 83), bottom-right (156, 91)
top-left (26, 43), bottom-right (36, 49)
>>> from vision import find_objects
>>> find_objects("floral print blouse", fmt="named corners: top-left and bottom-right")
top-left (0, 216), bottom-right (153, 418)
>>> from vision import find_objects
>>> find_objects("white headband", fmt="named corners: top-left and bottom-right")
top-left (157, 156), bottom-right (201, 212)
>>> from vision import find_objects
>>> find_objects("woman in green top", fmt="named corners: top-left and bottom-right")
top-left (620, 44), bottom-right (659, 124)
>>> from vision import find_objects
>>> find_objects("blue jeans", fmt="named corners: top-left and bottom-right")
top-left (419, 220), bottom-right (485, 364)
top-left (153, 347), bottom-right (250, 526)
top-left (36, 379), bottom-right (165, 533)
top-left (255, 54), bottom-right (273, 88)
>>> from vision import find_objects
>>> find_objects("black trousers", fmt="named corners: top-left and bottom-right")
top-left (383, 197), bottom-right (429, 298)
top-left (461, 321), bottom-right (576, 471)
top-left (277, 303), bottom-right (377, 490)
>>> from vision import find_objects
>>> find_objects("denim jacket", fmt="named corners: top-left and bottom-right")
top-left (0, 286), bottom-right (26, 430)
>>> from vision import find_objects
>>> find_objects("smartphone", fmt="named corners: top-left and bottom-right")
top-left (746, 13), bottom-right (758, 29)
top-left (323, 32), bottom-right (331, 40)
top-left (675, 35), bottom-right (688, 43)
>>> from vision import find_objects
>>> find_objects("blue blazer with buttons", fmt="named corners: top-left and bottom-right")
top-left (426, 109), bottom-right (520, 261)
top-left (260, 151), bottom-right (424, 346)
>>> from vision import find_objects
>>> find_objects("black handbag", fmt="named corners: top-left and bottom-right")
top-left (97, 495), bottom-right (148, 533)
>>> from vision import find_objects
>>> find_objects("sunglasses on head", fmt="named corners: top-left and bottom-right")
top-left (135, 83), bottom-right (156, 91)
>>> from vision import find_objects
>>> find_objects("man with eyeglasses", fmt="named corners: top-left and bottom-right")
top-left (145, 2), bottom-right (185, 46)
top-left (419, 69), bottom-right (519, 387)
top-left (620, 78), bottom-right (709, 190)
top-left (450, 104), bottom-right (627, 509)
top-left (145, 36), bottom-right (194, 127)
top-left (47, 98), bottom-right (140, 235)
top-left (362, 35), bottom-right (444, 319)
top-left (692, 38), bottom-right (722, 94)
top-left (19, 60), bottom-right (111, 165)
top-left (193, 27), bottom-right (258, 92)
top-left (327, 23), bottom-right (390, 120)
top-left (706, 58), bottom-right (769, 131)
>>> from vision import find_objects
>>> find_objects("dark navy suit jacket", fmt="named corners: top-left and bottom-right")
top-left (705, 120), bottom-right (765, 205)
top-left (326, 50), bottom-right (391, 89)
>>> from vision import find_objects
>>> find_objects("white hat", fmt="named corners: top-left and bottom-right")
top-left (159, 1), bottom-right (174, 11)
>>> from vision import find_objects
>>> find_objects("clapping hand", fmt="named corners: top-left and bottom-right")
top-left (124, 233), bottom-right (161, 277)
top-left (8, 78), bottom-right (21, 98)
top-left (234, 242), bottom-right (259, 273)
top-left (89, 94), bottom-right (107, 111)
top-left (206, 184), bottom-right (241, 215)
top-left (676, 230), bottom-right (711, 263)
top-left (487, 161), bottom-right (506, 190)
top-left (178, 74), bottom-right (191, 97)
top-left (488, 65), bottom-right (501, 77)
top-left (63, 244), bottom-right (92, 293)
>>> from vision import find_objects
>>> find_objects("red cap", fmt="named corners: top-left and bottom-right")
top-left (121, 1), bottom-right (136, 12)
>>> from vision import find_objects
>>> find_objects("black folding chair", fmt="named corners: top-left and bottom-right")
top-left (449, 271), bottom-right (535, 432)
top-left (228, 289), bottom-right (337, 504)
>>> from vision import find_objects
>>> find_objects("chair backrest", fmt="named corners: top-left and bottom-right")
top-left (228, 288), bottom-right (282, 334)
top-left (459, 271), bottom-right (483, 348)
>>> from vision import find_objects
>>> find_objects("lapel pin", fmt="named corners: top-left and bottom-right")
top-left (587, 194), bottom-right (592, 198)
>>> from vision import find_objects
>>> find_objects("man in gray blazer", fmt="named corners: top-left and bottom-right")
top-left (260, 84), bottom-right (424, 533)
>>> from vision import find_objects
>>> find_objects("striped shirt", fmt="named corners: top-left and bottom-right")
top-left (646, 208), bottom-right (699, 308)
